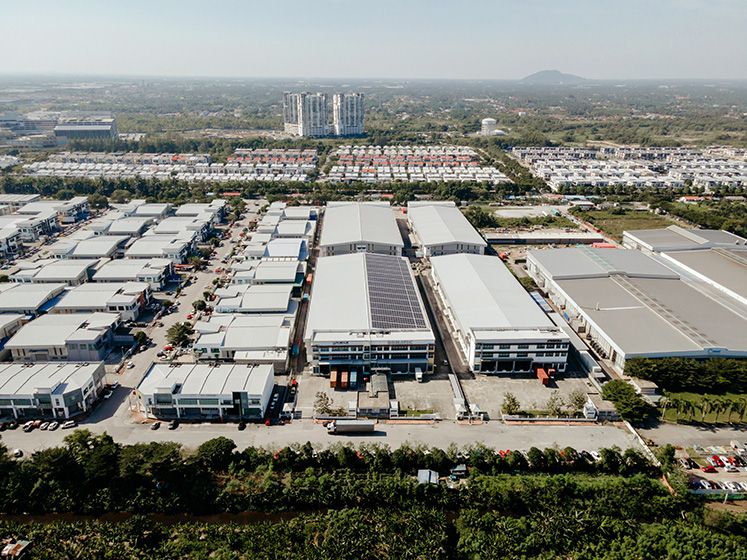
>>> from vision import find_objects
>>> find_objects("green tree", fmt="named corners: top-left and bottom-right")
top-left (195, 437), bottom-right (236, 472)
top-left (166, 322), bottom-right (194, 347)
top-left (192, 299), bottom-right (207, 312)
top-left (501, 392), bottom-right (521, 415)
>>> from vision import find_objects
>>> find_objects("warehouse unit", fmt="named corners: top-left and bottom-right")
top-left (623, 225), bottom-right (747, 307)
top-left (49, 234), bottom-right (129, 260)
top-left (6, 312), bottom-right (120, 363)
top-left (0, 361), bottom-right (106, 420)
top-left (92, 258), bottom-right (173, 291)
top-left (305, 252), bottom-right (435, 376)
top-left (0, 283), bottom-right (66, 315)
top-left (136, 363), bottom-right (274, 421)
top-left (52, 282), bottom-right (151, 321)
top-left (431, 253), bottom-right (569, 374)
top-left (11, 259), bottom-right (97, 286)
top-left (407, 202), bottom-right (486, 257)
top-left (526, 247), bottom-right (747, 372)
top-left (319, 202), bottom-right (403, 257)
top-left (193, 315), bottom-right (292, 372)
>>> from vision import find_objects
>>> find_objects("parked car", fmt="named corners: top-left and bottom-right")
top-left (126, 362), bottom-right (135, 369)
top-left (151, 421), bottom-right (161, 430)
top-left (12, 449), bottom-right (23, 458)
top-left (238, 421), bottom-right (246, 431)
top-left (103, 390), bottom-right (113, 399)
top-left (168, 419), bottom-right (179, 430)
top-left (48, 421), bottom-right (59, 431)
top-left (22, 421), bottom-right (34, 433)
top-left (39, 422), bottom-right (49, 431)
top-left (61, 420), bottom-right (77, 429)
top-left (110, 381), bottom-right (120, 390)
top-left (701, 465), bottom-right (717, 473)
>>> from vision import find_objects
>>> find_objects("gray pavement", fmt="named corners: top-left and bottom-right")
top-left (1, 418), bottom-right (642, 454)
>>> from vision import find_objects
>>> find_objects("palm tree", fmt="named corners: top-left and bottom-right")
top-left (700, 395), bottom-right (712, 422)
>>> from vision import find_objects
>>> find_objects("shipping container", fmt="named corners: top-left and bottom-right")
top-left (330, 371), bottom-right (338, 389)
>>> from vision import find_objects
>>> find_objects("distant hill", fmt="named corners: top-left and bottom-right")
top-left (521, 70), bottom-right (586, 85)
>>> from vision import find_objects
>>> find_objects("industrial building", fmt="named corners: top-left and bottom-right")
top-left (0, 283), bottom-right (66, 315)
top-left (305, 252), bottom-right (435, 376)
top-left (526, 247), bottom-right (747, 371)
top-left (53, 114), bottom-right (117, 140)
top-left (49, 234), bottom-right (129, 260)
top-left (319, 202), bottom-right (403, 257)
top-left (11, 259), bottom-right (97, 286)
top-left (332, 93), bottom-right (365, 136)
top-left (193, 315), bottom-right (292, 372)
top-left (430, 253), bottom-right (569, 374)
top-left (407, 202), bottom-right (487, 257)
top-left (136, 363), bottom-right (274, 421)
top-left (92, 258), bottom-right (174, 291)
top-left (623, 226), bottom-right (747, 306)
top-left (5, 312), bottom-right (120, 363)
top-left (0, 361), bottom-right (107, 420)
top-left (52, 282), bottom-right (151, 322)
top-left (125, 236), bottom-right (191, 263)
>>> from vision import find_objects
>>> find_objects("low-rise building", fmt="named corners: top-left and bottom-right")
top-left (193, 315), bottom-right (292, 372)
top-left (0, 283), bottom-right (66, 315)
top-left (11, 258), bottom-right (98, 286)
top-left (430, 253), bottom-right (569, 374)
top-left (408, 202), bottom-right (487, 257)
top-left (6, 312), bottom-right (120, 362)
top-left (213, 284), bottom-right (295, 315)
top-left (136, 362), bottom-right (274, 421)
top-left (92, 258), bottom-right (173, 290)
top-left (0, 361), bottom-right (107, 420)
top-left (305, 252), bottom-right (435, 376)
top-left (52, 282), bottom-right (150, 321)
top-left (319, 202), bottom-right (403, 257)
top-left (49, 234), bottom-right (129, 259)
top-left (125, 236), bottom-right (191, 263)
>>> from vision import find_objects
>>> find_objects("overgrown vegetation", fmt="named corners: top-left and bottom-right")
top-left (0, 432), bottom-right (744, 557)
top-left (658, 200), bottom-right (747, 238)
top-left (569, 207), bottom-right (675, 240)
top-left (626, 357), bottom-right (747, 394)
top-left (601, 380), bottom-right (655, 423)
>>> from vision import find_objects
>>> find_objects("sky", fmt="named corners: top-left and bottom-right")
top-left (1, 0), bottom-right (746, 80)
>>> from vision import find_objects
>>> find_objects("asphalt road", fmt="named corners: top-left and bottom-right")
top-left (2, 418), bottom-right (641, 454)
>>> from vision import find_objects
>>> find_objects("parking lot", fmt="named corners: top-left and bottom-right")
top-left (680, 442), bottom-right (747, 493)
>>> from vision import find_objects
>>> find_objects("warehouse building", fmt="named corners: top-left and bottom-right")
top-left (319, 202), bottom-right (403, 257)
top-left (431, 254), bottom-right (569, 374)
top-left (193, 315), bottom-right (292, 372)
top-left (0, 361), bottom-right (106, 420)
top-left (6, 312), bottom-right (120, 363)
top-left (11, 259), bottom-right (97, 286)
top-left (623, 225), bottom-right (747, 307)
top-left (52, 282), bottom-right (151, 321)
top-left (92, 258), bottom-right (173, 291)
top-left (0, 283), bottom-right (66, 315)
top-left (49, 234), bottom-right (129, 260)
top-left (407, 202), bottom-right (486, 257)
top-left (125, 236), bottom-right (191, 263)
top-left (526, 247), bottom-right (747, 372)
top-left (305, 252), bottom-right (435, 376)
top-left (136, 363), bottom-right (274, 421)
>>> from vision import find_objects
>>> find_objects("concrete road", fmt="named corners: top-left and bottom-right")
top-left (2, 418), bottom-right (642, 454)
top-left (91, 203), bottom-right (261, 425)
top-left (639, 422), bottom-right (747, 448)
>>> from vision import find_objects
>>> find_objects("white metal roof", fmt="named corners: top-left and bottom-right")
top-left (320, 203), bottom-right (403, 248)
top-left (138, 363), bottom-right (273, 397)
top-left (407, 203), bottom-right (486, 248)
top-left (305, 252), bottom-right (433, 341)
top-left (0, 361), bottom-right (104, 397)
top-left (431, 253), bottom-right (560, 335)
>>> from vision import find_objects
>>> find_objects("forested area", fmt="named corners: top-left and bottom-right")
top-left (658, 201), bottom-right (747, 238)
top-left (626, 357), bottom-right (747, 394)
top-left (0, 433), bottom-right (745, 557)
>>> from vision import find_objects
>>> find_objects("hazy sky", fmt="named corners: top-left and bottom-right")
top-left (2, 0), bottom-right (746, 80)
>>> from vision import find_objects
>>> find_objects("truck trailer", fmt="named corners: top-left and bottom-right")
top-left (326, 419), bottom-right (376, 435)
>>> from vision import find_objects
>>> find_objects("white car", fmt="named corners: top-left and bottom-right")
top-left (48, 421), bottom-right (59, 431)
top-left (61, 420), bottom-right (77, 429)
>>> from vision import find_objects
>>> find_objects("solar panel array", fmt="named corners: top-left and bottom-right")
top-left (365, 254), bottom-right (428, 330)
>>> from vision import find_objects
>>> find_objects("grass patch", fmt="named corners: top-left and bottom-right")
top-left (661, 392), bottom-right (747, 425)
top-left (577, 209), bottom-right (675, 241)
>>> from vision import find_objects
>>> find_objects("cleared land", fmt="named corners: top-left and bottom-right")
top-left (577, 209), bottom-right (675, 240)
